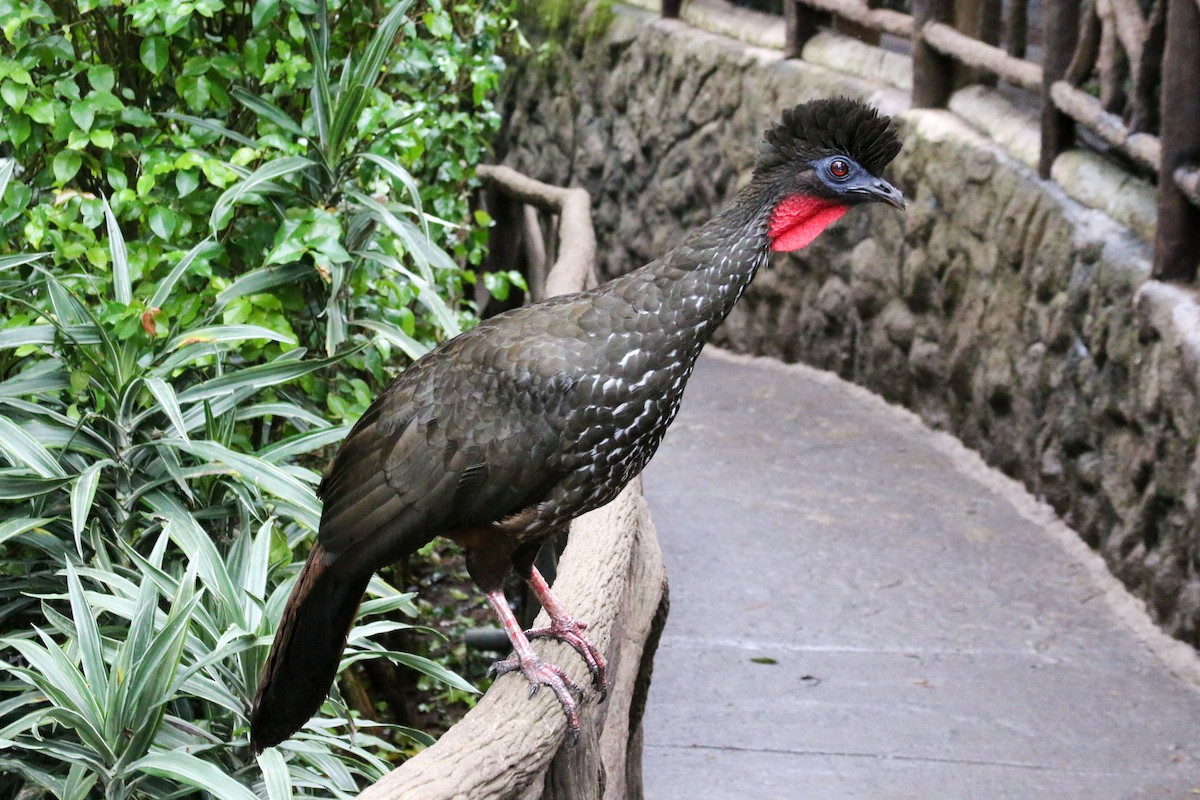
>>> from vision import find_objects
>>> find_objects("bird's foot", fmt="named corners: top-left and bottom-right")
top-left (526, 616), bottom-right (608, 699)
top-left (487, 654), bottom-right (582, 742)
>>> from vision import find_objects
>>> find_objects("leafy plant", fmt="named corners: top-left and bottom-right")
top-left (0, 521), bottom-right (471, 799)
top-left (0, 0), bottom-right (521, 795)
top-left (1, 0), bottom-right (521, 418)
top-left (0, 208), bottom-right (333, 608)
top-left (204, 0), bottom-right (468, 362)
top-left (0, 202), bottom-right (445, 797)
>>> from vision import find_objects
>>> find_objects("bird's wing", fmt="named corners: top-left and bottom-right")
top-left (315, 308), bottom-right (587, 567)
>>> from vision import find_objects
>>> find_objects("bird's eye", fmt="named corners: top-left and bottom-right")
top-left (829, 159), bottom-right (850, 179)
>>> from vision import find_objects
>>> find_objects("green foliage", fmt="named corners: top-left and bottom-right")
top-left (0, 522), bottom-right (457, 799)
top-left (0, 215), bottom-right (480, 797)
top-left (0, 241), bottom-right (443, 797)
top-left (0, 0), bottom-right (520, 408)
top-left (0, 0), bottom-right (518, 795)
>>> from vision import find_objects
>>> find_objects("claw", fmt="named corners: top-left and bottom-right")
top-left (525, 566), bottom-right (610, 698)
top-left (488, 651), bottom-right (583, 739)
top-left (527, 618), bottom-right (608, 697)
top-left (480, 582), bottom-right (592, 743)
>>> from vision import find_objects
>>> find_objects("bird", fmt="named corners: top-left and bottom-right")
top-left (249, 96), bottom-right (905, 751)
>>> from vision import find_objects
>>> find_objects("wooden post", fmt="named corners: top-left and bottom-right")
top-left (1153, 0), bottom-right (1200, 282)
top-left (1040, 0), bottom-right (1081, 178)
top-left (835, 0), bottom-right (882, 46)
top-left (784, 1), bottom-right (831, 59)
top-left (1005, 0), bottom-right (1028, 58)
top-left (912, 0), bottom-right (954, 107)
top-left (1129, 0), bottom-right (1166, 135)
top-left (960, 0), bottom-right (1002, 46)
top-left (952, 0), bottom-right (1001, 86)
top-left (662, 0), bottom-right (681, 19)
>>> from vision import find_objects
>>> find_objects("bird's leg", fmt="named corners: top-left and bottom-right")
top-left (523, 566), bottom-right (609, 697)
top-left (484, 589), bottom-right (582, 740)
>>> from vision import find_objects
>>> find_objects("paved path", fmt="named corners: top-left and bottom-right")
top-left (640, 350), bottom-right (1200, 799)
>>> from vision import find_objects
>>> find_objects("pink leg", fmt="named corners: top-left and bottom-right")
top-left (484, 590), bottom-right (582, 739)
top-left (525, 567), bottom-right (608, 696)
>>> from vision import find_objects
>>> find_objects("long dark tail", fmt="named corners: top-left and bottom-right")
top-left (250, 542), bottom-right (371, 751)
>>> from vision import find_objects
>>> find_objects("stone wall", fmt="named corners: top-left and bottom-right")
top-left (495, 4), bottom-right (1200, 645)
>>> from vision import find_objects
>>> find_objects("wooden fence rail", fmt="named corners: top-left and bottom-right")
top-left (355, 166), bottom-right (668, 800)
top-left (671, 0), bottom-right (1200, 283)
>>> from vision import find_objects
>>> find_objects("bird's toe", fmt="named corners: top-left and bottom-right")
top-left (487, 653), bottom-right (583, 739)
top-left (527, 620), bottom-right (608, 696)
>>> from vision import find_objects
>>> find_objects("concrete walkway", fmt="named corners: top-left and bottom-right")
top-left (640, 350), bottom-right (1200, 799)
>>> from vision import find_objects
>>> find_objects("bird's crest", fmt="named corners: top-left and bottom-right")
top-left (757, 97), bottom-right (901, 176)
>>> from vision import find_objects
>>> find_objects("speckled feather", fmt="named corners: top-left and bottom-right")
top-left (316, 206), bottom-right (774, 578)
top-left (250, 96), bottom-right (903, 751)
top-left (315, 99), bottom-right (903, 576)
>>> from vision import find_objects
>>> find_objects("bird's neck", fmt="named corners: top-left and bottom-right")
top-left (619, 184), bottom-right (844, 341)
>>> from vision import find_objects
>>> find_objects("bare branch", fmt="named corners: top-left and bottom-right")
top-left (1049, 80), bottom-right (1161, 171)
top-left (476, 165), bottom-right (597, 299)
top-left (799, 0), bottom-right (914, 37)
top-left (921, 20), bottom-right (1043, 90)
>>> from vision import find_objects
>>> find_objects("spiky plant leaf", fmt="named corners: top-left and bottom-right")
top-left (211, 155), bottom-right (313, 232)
top-left (131, 751), bottom-right (261, 800)
top-left (0, 517), bottom-right (54, 546)
top-left (63, 562), bottom-right (109, 707)
top-left (147, 236), bottom-right (216, 309)
top-left (69, 462), bottom-right (107, 556)
top-left (258, 745), bottom-right (293, 800)
top-left (101, 197), bottom-right (131, 305)
top-left (0, 417), bottom-right (67, 478)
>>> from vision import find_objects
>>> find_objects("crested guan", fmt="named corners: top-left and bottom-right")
top-left (250, 96), bottom-right (905, 750)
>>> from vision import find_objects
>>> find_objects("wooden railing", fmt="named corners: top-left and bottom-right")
top-left (356, 167), bottom-right (669, 800)
top-left (671, 0), bottom-right (1200, 283)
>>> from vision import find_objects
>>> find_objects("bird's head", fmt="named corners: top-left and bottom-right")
top-left (755, 97), bottom-right (904, 252)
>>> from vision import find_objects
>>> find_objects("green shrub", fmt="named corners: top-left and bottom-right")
top-left (0, 224), bottom-right (456, 798)
top-left (0, 0), bottom-right (520, 795)
top-left (0, 0), bottom-right (522, 407)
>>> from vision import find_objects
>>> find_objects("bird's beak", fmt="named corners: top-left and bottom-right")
top-left (849, 175), bottom-right (906, 210)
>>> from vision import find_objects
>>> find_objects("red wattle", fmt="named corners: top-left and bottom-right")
top-left (768, 194), bottom-right (849, 252)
